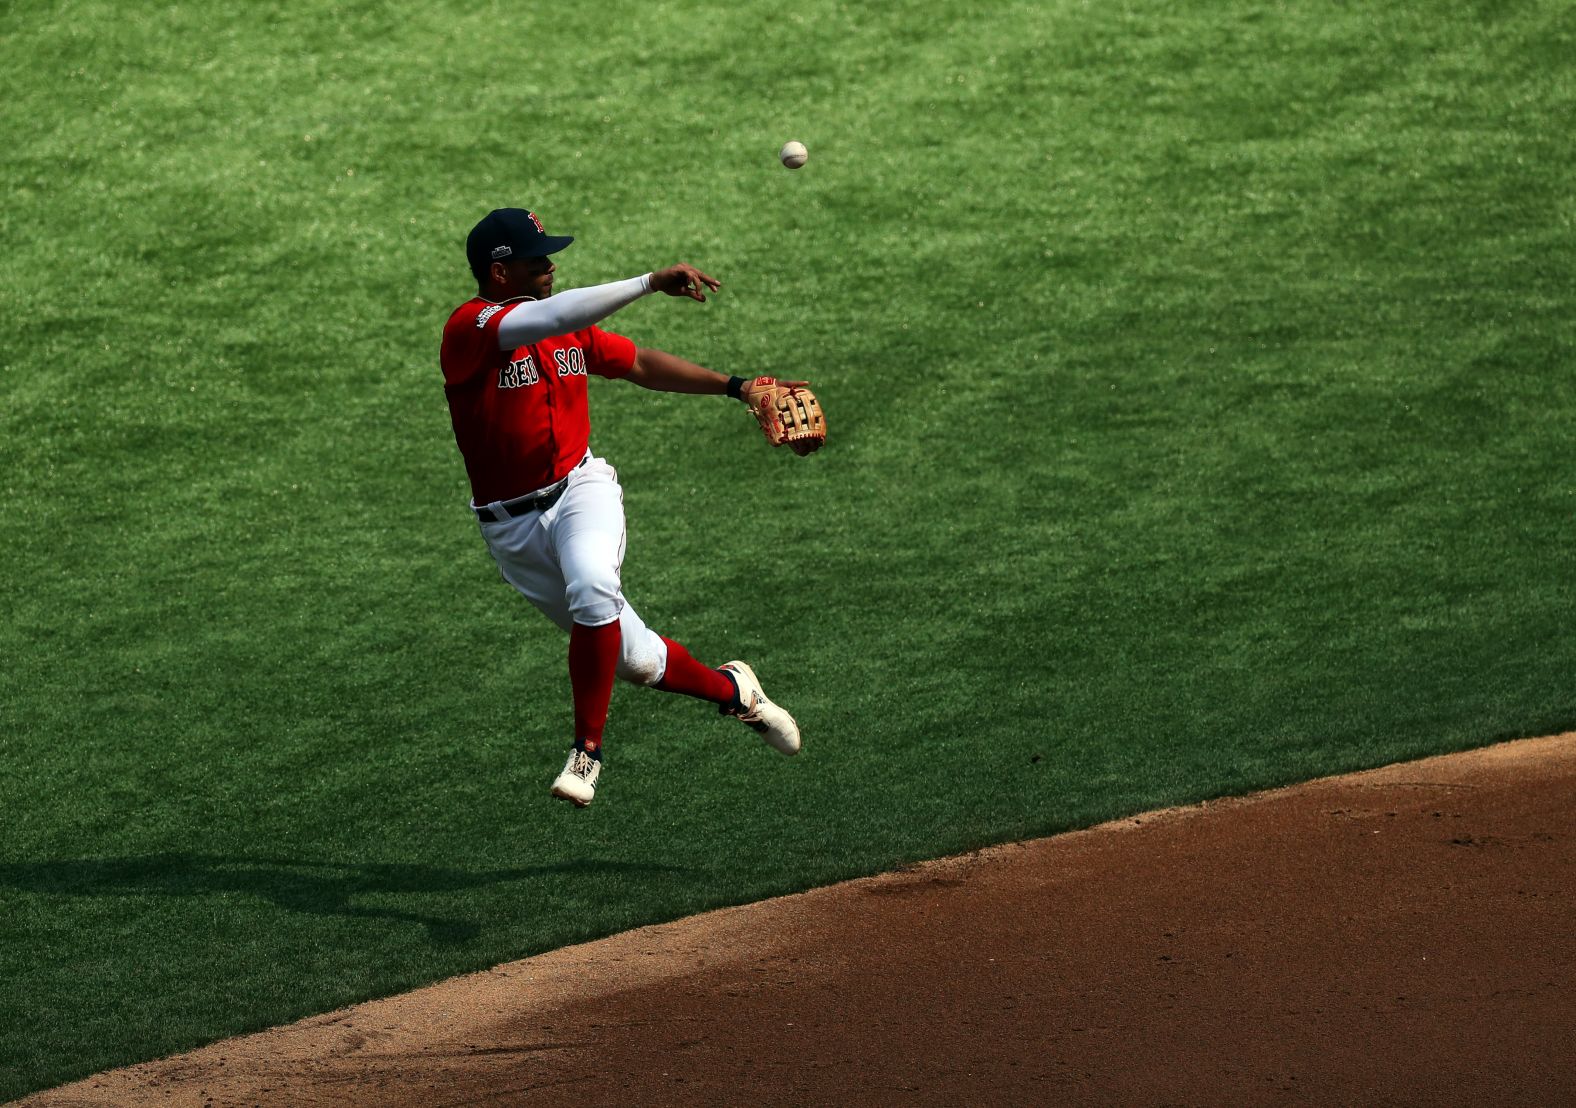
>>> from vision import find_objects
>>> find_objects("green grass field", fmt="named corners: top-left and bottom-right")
top-left (3, 0), bottom-right (1573, 1097)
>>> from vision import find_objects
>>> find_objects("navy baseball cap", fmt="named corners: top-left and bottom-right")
top-left (466, 208), bottom-right (574, 280)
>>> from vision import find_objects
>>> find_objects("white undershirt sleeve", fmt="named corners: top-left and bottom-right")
top-left (494, 273), bottom-right (654, 348)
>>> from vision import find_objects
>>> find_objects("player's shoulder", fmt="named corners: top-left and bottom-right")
top-left (445, 297), bottom-right (502, 333)
top-left (441, 298), bottom-right (511, 381)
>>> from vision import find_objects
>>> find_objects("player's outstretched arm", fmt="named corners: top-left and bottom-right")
top-left (627, 352), bottom-right (825, 454)
top-left (494, 264), bottom-right (720, 348)
top-left (496, 274), bottom-right (652, 348)
top-left (624, 347), bottom-right (731, 394)
top-left (625, 347), bottom-right (808, 396)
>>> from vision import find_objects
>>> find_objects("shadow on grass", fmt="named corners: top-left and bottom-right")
top-left (0, 854), bottom-right (686, 945)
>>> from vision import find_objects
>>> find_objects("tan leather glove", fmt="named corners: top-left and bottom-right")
top-left (740, 376), bottom-right (826, 455)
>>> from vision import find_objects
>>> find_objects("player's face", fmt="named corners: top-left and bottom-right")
top-left (507, 255), bottom-right (557, 298)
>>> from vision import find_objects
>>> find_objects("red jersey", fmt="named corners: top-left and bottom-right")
top-left (440, 297), bottom-right (637, 503)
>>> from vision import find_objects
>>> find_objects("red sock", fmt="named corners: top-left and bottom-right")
top-left (569, 620), bottom-right (621, 753)
top-left (655, 637), bottom-right (737, 707)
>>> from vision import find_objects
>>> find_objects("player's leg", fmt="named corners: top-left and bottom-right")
top-left (570, 462), bottom-right (801, 756)
top-left (550, 459), bottom-right (635, 762)
top-left (602, 600), bottom-right (801, 756)
top-left (553, 457), bottom-right (801, 762)
top-left (650, 636), bottom-right (735, 705)
top-left (615, 609), bottom-right (802, 757)
top-left (479, 516), bottom-right (666, 735)
top-left (566, 617), bottom-right (619, 756)
top-left (473, 486), bottom-right (615, 806)
top-left (483, 516), bottom-right (659, 687)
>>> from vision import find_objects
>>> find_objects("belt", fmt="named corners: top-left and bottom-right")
top-left (474, 456), bottom-right (590, 522)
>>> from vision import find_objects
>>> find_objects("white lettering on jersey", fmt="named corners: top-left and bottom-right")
top-left (476, 304), bottom-right (504, 329)
top-left (553, 347), bottom-right (588, 378)
top-left (498, 353), bottom-right (540, 389)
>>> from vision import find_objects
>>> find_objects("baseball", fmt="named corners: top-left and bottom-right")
top-left (779, 140), bottom-right (808, 169)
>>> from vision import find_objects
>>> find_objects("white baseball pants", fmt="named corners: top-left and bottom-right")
top-left (475, 454), bottom-right (670, 686)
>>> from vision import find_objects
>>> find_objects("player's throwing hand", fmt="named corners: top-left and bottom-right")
top-left (649, 263), bottom-right (721, 302)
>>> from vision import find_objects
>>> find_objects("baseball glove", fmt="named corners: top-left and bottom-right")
top-left (740, 376), bottom-right (826, 455)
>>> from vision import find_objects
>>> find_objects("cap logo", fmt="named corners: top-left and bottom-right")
top-left (526, 211), bottom-right (546, 233)
top-left (491, 244), bottom-right (513, 260)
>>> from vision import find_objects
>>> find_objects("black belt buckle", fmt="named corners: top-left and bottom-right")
top-left (530, 482), bottom-right (568, 514)
top-left (476, 457), bottom-right (588, 522)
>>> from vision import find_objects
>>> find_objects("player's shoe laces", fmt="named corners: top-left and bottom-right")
top-left (718, 661), bottom-right (801, 755)
top-left (550, 743), bottom-right (601, 807)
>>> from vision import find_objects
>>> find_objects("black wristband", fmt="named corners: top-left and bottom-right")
top-left (726, 375), bottom-right (746, 399)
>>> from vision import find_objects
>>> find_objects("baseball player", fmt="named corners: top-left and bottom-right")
top-left (439, 208), bottom-right (825, 808)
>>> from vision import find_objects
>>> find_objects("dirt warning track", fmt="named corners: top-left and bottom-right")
top-left (23, 733), bottom-right (1576, 1106)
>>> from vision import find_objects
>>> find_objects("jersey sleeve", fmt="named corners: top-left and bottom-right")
top-left (583, 326), bottom-right (638, 380)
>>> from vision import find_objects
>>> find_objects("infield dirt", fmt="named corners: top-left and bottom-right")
top-left (21, 733), bottom-right (1576, 1106)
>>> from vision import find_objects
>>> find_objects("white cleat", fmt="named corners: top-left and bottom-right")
top-left (550, 746), bottom-right (601, 807)
top-left (719, 661), bottom-right (801, 755)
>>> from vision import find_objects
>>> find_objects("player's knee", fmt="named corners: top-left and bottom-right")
top-left (615, 620), bottom-right (668, 687)
top-left (564, 572), bottom-right (622, 628)
top-left (617, 642), bottom-right (663, 686)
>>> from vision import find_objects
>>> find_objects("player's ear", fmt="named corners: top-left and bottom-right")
top-left (488, 260), bottom-right (510, 288)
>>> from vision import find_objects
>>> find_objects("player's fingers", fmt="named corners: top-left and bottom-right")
top-left (669, 265), bottom-right (701, 301)
top-left (654, 263), bottom-right (718, 300)
top-left (680, 266), bottom-right (718, 300)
